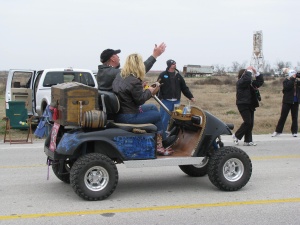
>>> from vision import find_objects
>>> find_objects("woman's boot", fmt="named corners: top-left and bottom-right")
top-left (157, 133), bottom-right (174, 156)
top-left (162, 135), bottom-right (178, 148)
top-left (156, 133), bottom-right (165, 155)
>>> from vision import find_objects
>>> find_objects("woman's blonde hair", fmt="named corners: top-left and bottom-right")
top-left (121, 53), bottom-right (145, 80)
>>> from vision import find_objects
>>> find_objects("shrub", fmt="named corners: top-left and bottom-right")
top-left (223, 77), bottom-right (236, 85)
top-left (226, 110), bottom-right (237, 115)
top-left (194, 78), bottom-right (223, 85)
top-left (0, 83), bottom-right (5, 94)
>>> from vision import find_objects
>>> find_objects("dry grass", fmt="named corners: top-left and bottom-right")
top-left (146, 75), bottom-right (294, 135)
top-left (0, 75), bottom-right (296, 141)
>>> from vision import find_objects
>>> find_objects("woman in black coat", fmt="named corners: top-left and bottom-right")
top-left (232, 66), bottom-right (264, 146)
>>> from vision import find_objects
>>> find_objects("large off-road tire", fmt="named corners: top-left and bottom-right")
top-left (70, 153), bottom-right (118, 201)
top-left (179, 156), bottom-right (209, 177)
top-left (208, 146), bottom-right (252, 191)
top-left (52, 160), bottom-right (71, 184)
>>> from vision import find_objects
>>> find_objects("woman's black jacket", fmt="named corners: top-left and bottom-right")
top-left (112, 74), bottom-right (152, 114)
top-left (236, 71), bottom-right (264, 109)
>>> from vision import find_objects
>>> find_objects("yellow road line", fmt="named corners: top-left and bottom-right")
top-left (0, 198), bottom-right (299, 220)
top-left (0, 164), bottom-right (45, 169)
top-left (251, 155), bottom-right (300, 160)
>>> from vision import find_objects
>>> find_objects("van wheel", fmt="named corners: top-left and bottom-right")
top-left (70, 153), bottom-right (118, 201)
top-left (179, 156), bottom-right (209, 177)
top-left (208, 146), bottom-right (252, 191)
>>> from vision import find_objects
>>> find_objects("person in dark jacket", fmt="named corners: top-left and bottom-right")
top-left (232, 66), bottom-right (264, 146)
top-left (97, 42), bottom-right (166, 91)
top-left (272, 69), bottom-right (300, 137)
top-left (157, 59), bottom-right (195, 134)
top-left (112, 53), bottom-right (177, 156)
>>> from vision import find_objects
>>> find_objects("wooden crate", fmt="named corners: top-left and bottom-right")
top-left (51, 82), bottom-right (98, 126)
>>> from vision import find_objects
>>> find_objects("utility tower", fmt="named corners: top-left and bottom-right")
top-left (250, 30), bottom-right (265, 72)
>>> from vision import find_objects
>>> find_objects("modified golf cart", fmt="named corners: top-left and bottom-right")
top-left (44, 82), bottom-right (252, 201)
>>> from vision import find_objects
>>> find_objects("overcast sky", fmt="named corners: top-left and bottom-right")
top-left (1, 0), bottom-right (299, 72)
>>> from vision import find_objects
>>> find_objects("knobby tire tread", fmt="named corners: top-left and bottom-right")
top-left (208, 146), bottom-right (252, 191)
top-left (70, 153), bottom-right (118, 201)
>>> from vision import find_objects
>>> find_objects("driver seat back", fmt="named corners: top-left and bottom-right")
top-left (98, 91), bottom-right (120, 120)
top-left (98, 91), bottom-right (158, 134)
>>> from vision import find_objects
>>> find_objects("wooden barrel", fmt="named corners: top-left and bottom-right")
top-left (82, 110), bottom-right (107, 128)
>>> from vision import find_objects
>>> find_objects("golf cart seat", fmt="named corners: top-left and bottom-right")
top-left (98, 90), bottom-right (157, 133)
top-left (106, 121), bottom-right (157, 133)
top-left (98, 90), bottom-right (120, 120)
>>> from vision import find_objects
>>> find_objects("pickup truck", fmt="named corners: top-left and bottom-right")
top-left (5, 68), bottom-right (98, 119)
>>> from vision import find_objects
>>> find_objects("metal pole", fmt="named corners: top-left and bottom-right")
top-left (152, 95), bottom-right (172, 116)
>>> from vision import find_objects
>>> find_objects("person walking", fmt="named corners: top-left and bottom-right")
top-left (272, 69), bottom-right (300, 137)
top-left (157, 59), bottom-right (195, 134)
top-left (232, 66), bottom-right (264, 146)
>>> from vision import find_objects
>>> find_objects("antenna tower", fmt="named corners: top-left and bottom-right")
top-left (250, 30), bottom-right (265, 72)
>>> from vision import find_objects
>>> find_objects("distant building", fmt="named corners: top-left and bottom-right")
top-left (182, 65), bottom-right (214, 77)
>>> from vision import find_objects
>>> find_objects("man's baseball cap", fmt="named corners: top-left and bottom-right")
top-left (100, 49), bottom-right (121, 63)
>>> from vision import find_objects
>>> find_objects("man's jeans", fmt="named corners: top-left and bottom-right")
top-left (160, 99), bottom-right (180, 134)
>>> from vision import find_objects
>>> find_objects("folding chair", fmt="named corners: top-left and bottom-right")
top-left (2, 101), bottom-right (33, 144)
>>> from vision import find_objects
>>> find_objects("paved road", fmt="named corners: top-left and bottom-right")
top-left (0, 134), bottom-right (299, 225)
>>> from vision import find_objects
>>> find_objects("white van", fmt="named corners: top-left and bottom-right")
top-left (5, 68), bottom-right (98, 118)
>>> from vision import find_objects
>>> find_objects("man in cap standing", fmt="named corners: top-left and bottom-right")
top-left (97, 43), bottom-right (167, 91)
top-left (157, 59), bottom-right (195, 134)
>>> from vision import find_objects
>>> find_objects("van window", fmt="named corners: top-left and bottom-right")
top-left (43, 72), bottom-right (96, 87)
top-left (11, 72), bottom-right (32, 88)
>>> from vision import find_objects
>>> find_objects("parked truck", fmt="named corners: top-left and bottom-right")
top-left (5, 68), bottom-right (98, 120)
top-left (183, 65), bottom-right (214, 77)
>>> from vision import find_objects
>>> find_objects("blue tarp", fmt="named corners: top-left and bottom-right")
top-left (34, 105), bottom-right (53, 138)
